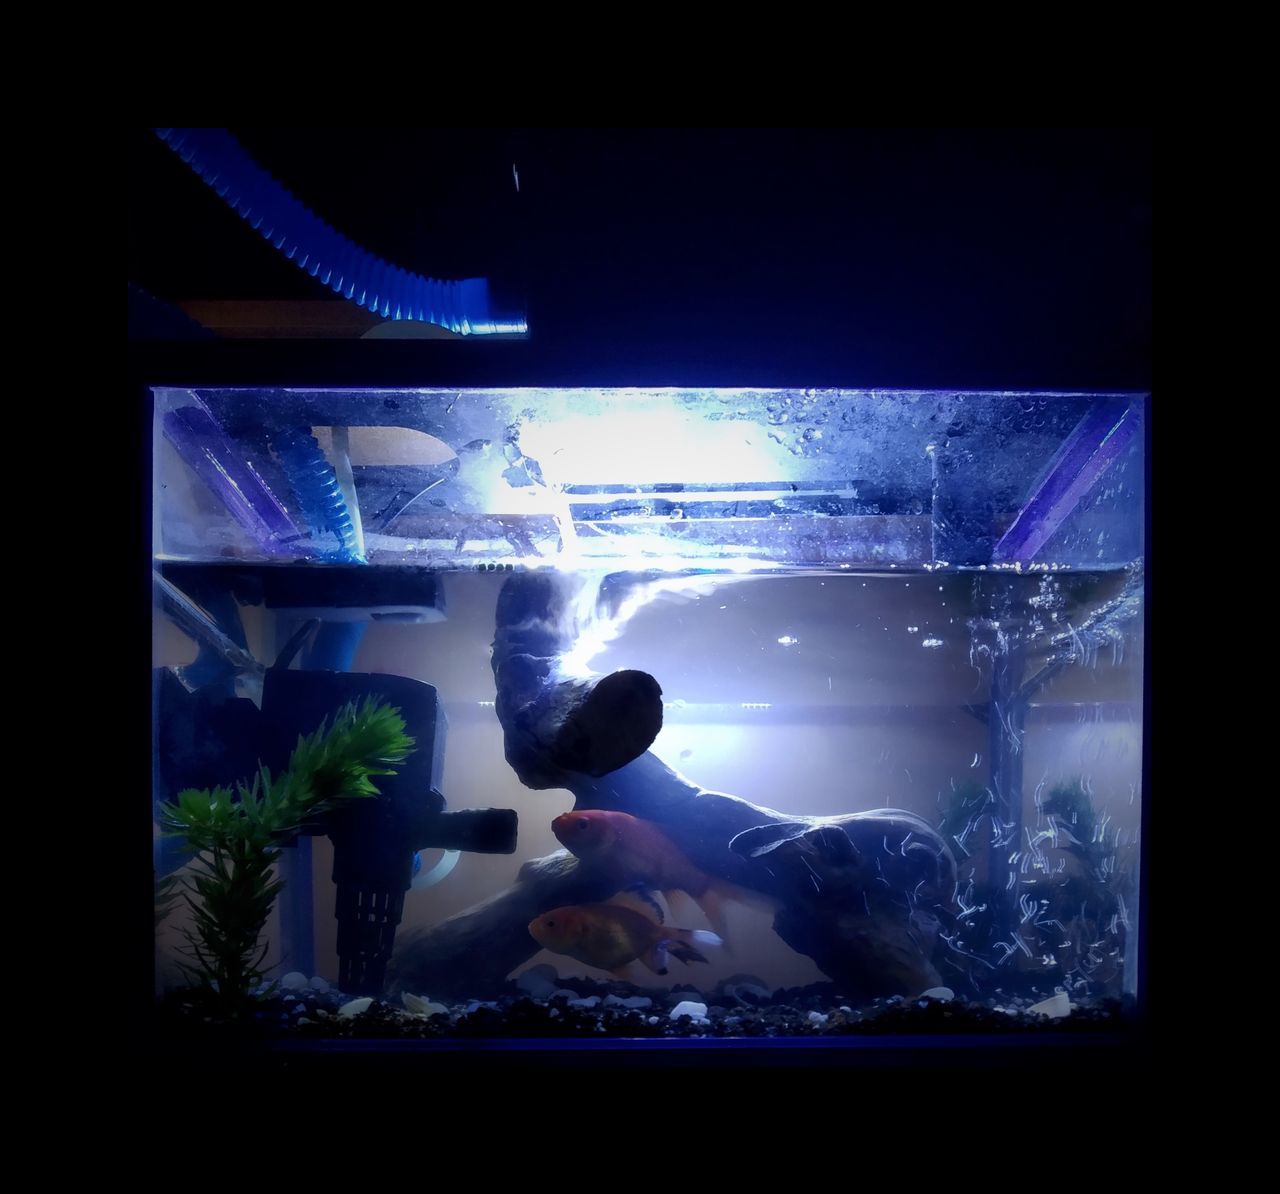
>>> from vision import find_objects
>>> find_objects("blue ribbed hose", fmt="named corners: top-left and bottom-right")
top-left (272, 427), bottom-right (365, 562)
top-left (153, 128), bottom-right (525, 335)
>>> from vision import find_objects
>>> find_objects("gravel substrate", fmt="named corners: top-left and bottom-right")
top-left (158, 969), bottom-right (1130, 1041)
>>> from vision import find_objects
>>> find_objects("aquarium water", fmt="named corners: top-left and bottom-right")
top-left (151, 388), bottom-right (1144, 1042)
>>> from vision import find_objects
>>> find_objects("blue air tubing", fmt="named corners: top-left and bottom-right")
top-left (154, 128), bottom-right (525, 335)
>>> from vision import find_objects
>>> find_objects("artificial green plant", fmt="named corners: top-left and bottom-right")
top-left (158, 697), bottom-right (414, 1007)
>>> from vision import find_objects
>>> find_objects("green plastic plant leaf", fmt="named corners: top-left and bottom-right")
top-left (155, 697), bottom-right (415, 1006)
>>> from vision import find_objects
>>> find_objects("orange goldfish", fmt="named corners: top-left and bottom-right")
top-left (552, 809), bottom-right (736, 941)
top-left (528, 903), bottom-right (722, 977)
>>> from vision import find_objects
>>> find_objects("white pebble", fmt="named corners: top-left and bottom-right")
top-left (402, 992), bottom-right (448, 1018)
top-left (1027, 991), bottom-right (1072, 1019)
top-left (515, 965), bottom-right (559, 999)
top-left (808, 1011), bottom-right (829, 1026)
top-left (669, 1000), bottom-right (708, 1021)
top-left (647, 1016), bottom-right (660, 1025)
top-left (281, 972), bottom-right (308, 991)
top-left (307, 976), bottom-right (330, 993)
top-left (337, 997), bottom-right (374, 1019)
top-left (920, 986), bottom-right (955, 1002)
top-left (666, 989), bottom-right (703, 1004)
top-left (623, 996), bottom-right (653, 1010)
top-left (567, 996), bottom-right (601, 1009)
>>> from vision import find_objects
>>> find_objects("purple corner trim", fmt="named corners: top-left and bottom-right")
top-left (994, 398), bottom-right (1140, 562)
top-left (163, 398), bottom-right (305, 556)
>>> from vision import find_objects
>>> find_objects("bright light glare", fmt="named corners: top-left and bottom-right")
top-left (520, 405), bottom-right (780, 487)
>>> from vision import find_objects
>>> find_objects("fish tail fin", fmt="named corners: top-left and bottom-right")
top-left (666, 928), bottom-right (724, 966)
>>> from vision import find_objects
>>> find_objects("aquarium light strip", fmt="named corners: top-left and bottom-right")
top-left (564, 481), bottom-right (871, 496)
top-left (565, 487), bottom-right (865, 504)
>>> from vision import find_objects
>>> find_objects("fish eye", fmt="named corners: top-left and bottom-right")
top-left (577, 819), bottom-right (590, 831)
top-left (546, 919), bottom-right (555, 928)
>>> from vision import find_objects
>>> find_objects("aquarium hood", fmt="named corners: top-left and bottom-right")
top-left (154, 387), bottom-right (1144, 575)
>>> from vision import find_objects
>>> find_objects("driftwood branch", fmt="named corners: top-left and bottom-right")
top-left (392, 572), bottom-right (955, 1000)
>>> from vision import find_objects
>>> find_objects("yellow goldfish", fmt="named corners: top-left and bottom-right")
top-left (528, 903), bottom-right (722, 977)
top-left (553, 809), bottom-right (737, 941)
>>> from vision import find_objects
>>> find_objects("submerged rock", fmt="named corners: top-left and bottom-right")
top-left (281, 972), bottom-right (308, 991)
top-left (1027, 991), bottom-right (1072, 1019)
top-left (718, 974), bottom-right (773, 1005)
top-left (337, 997), bottom-right (374, 1019)
top-left (402, 992), bottom-right (449, 1018)
top-left (665, 988), bottom-right (703, 1005)
top-left (515, 964), bottom-right (560, 1000)
top-left (669, 1000), bottom-right (708, 1021)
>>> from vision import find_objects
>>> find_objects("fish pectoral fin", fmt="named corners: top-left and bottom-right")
top-left (623, 883), bottom-right (666, 924)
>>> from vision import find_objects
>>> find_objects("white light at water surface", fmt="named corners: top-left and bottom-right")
top-left (517, 403), bottom-right (783, 487)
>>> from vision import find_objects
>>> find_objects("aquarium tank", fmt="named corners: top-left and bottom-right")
top-left (151, 386), bottom-right (1145, 1054)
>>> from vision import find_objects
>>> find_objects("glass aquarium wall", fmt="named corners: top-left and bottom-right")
top-left (152, 389), bottom-right (1144, 1042)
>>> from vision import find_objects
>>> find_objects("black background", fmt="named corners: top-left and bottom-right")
top-left (128, 129), bottom-right (1154, 1069)
top-left (129, 127), bottom-right (1150, 389)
